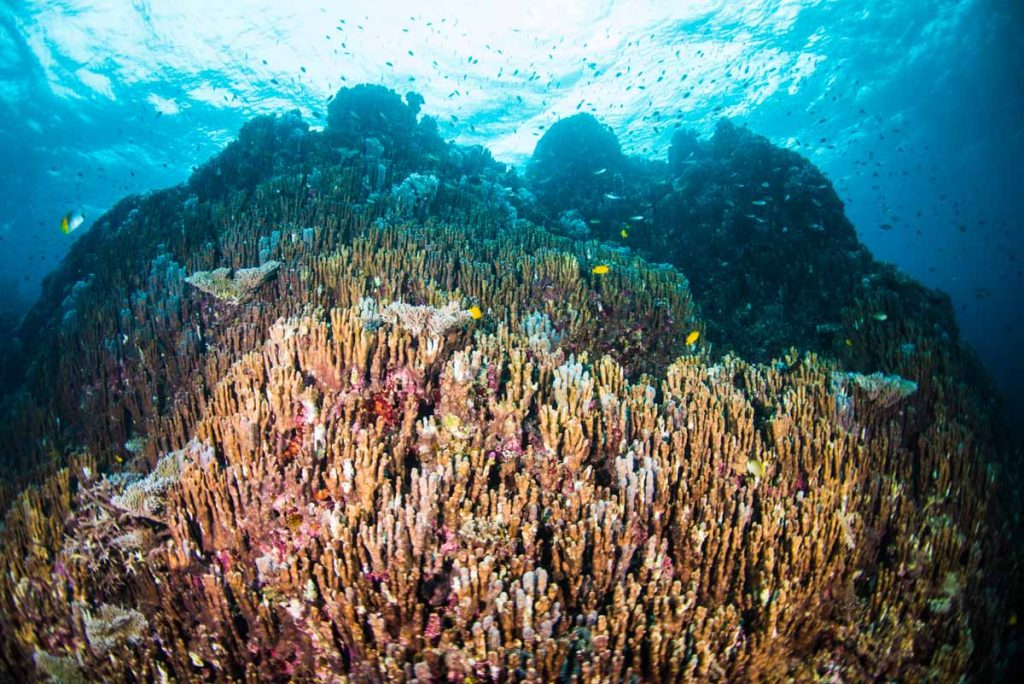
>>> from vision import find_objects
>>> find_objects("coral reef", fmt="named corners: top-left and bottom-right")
top-left (185, 260), bottom-right (281, 304)
top-left (0, 84), bottom-right (1020, 682)
top-left (383, 172), bottom-right (440, 223)
top-left (83, 604), bottom-right (149, 655)
top-left (188, 110), bottom-right (311, 203)
top-left (527, 116), bottom-right (1000, 410)
top-left (834, 370), bottom-right (918, 409)
top-left (378, 301), bottom-right (473, 337)
top-left (527, 113), bottom-right (631, 213)
top-left (326, 85), bottom-right (444, 164)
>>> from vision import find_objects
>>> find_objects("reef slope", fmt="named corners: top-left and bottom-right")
top-left (0, 86), bottom-right (1019, 681)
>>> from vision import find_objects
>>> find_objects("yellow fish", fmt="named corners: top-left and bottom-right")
top-left (441, 413), bottom-right (462, 434)
top-left (468, 305), bottom-right (483, 320)
top-left (60, 209), bottom-right (85, 234)
top-left (685, 330), bottom-right (700, 346)
top-left (746, 458), bottom-right (764, 480)
top-left (592, 264), bottom-right (610, 275)
top-left (620, 228), bottom-right (628, 239)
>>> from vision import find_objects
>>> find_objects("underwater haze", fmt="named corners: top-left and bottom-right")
top-left (3, 1), bottom-right (1024, 420)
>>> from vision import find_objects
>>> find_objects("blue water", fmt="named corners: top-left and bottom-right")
top-left (2, 0), bottom-right (1022, 415)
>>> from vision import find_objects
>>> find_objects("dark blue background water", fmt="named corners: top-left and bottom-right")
top-left (2, 0), bottom-right (1021, 417)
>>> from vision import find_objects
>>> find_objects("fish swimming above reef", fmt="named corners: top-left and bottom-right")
top-left (604, 193), bottom-right (622, 200)
top-left (0, 82), bottom-right (1017, 684)
top-left (59, 209), bottom-right (85, 234)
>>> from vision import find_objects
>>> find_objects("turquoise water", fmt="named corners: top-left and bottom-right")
top-left (1, 0), bottom-right (1022, 415)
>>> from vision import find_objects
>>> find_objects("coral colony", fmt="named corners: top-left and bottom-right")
top-left (0, 85), bottom-right (1020, 681)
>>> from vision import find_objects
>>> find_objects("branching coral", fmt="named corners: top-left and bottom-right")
top-left (0, 85), bottom-right (1018, 683)
top-left (385, 172), bottom-right (439, 221)
top-left (3, 296), bottom-right (1010, 680)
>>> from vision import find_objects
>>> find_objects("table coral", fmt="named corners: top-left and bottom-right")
top-left (185, 260), bottom-right (281, 303)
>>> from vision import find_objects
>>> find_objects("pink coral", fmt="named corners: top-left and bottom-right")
top-left (425, 613), bottom-right (442, 642)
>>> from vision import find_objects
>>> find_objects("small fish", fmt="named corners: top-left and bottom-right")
top-left (593, 168), bottom-right (607, 175)
top-left (845, 338), bottom-right (853, 347)
top-left (620, 228), bottom-right (629, 239)
top-left (746, 458), bottom-right (764, 480)
top-left (592, 264), bottom-right (610, 275)
top-left (441, 413), bottom-right (463, 434)
top-left (685, 330), bottom-right (700, 345)
top-left (629, 215), bottom-right (645, 221)
top-left (60, 209), bottom-right (85, 234)
top-left (588, 219), bottom-right (602, 224)
top-left (604, 193), bottom-right (622, 200)
top-left (872, 312), bottom-right (888, 321)
top-left (469, 305), bottom-right (483, 320)
top-left (751, 200), bottom-right (767, 206)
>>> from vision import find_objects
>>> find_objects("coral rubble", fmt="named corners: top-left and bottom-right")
top-left (0, 85), bottom-right (1020, 682)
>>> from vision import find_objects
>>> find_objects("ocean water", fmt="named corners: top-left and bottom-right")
top-left (2, 0), bottom-right (1023, 419)
top-left (1, 1), bottom-right (1023, 680)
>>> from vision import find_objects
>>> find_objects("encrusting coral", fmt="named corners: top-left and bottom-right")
top-left (0, 85), bottom-right (1020, 682)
